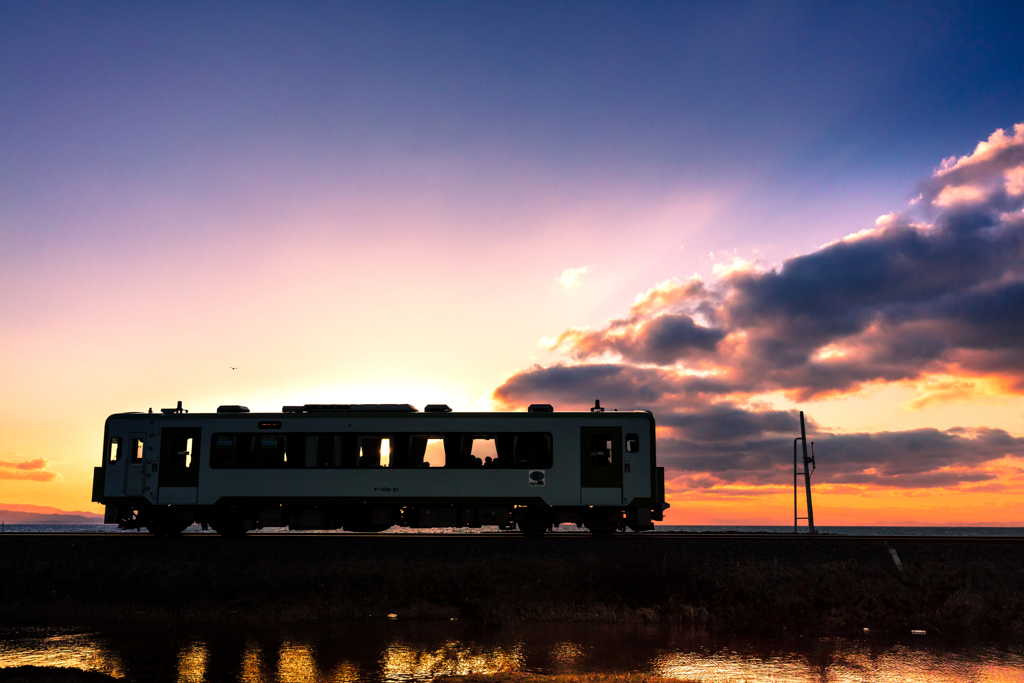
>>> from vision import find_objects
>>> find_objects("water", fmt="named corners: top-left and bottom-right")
top-left (2, 523), bottom-right (1023, 536)
top-left (1, 623), bottom-right (1022, 682)
top-left (2, 527), bottom-right (1022, 680)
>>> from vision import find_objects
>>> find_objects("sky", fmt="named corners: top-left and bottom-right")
top-left (2, 2), bottom-right (1024, 524)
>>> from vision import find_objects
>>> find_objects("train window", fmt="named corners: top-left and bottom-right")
top-left (360, 437), bottom-right (384, 468)
top-left (473, 438), bottom-right (499, 467)
top-left (407, 435), bottom-right (429, 468)
top-left (385, 434), bottom-right (427, 469)
top-left (415, 433), bottom-right (551, 468)
top-left (208, 431), bottom-right (551, 469)
top-left (625, 434), bottom-right (640, 453)
top-left (211, 434), bottom-right (247, 468)
top-left (109, 437), bottom-right (121, 463)
top-left (131, 437), bottom-right (144, 463)
top-left (514, 433), bottom-right (553, 469)
top-left (306, 435), bottom-right (338, 467)
top-left (441, 435), bottom-right (501, 468)
top-left (184, 438), bottom-right (193, 467)
top-left (443, 434), bottom-right (474, 468)
top-left (253, 435), bottom-right (287, 467)
top-left (424, 439), bottom-right (445, 467)
top-left (341, 434), bottom-right (359, 467)
top-left (299, 434), bottom-right (352, 468)
top-left (589, 433), bottom-right (613, 467)
top-left (496, 435), bottom-right (514, 466)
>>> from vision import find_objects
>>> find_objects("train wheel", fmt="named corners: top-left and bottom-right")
top-left (343, 507), bottom-right (393, 533)
top-left (210, 517), bottom-right (248, 538)
top-left (145, 515), bottom-right (191, 537)
top-left (518, 511), bottom-right (549, 536)
top-left (587, 517), bottom-right (617, 537)
top-left (342, 523), bottom-right (392, 533)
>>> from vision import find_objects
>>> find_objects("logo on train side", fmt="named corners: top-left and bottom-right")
top-left (528, 470), bottom-right (546, 486)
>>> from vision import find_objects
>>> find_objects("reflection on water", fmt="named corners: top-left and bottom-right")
top-left (238, 644), bottom-right (263, 683)
top-left (649, 641), bottom-right (1024, 683)
top-left (1, 623), bottom-right (1022, 683)
top-left (550, 642), bottom-right (587, 666)
top-left (277, 643), bottom-right (318, 683)
top-left (177, 642), bottom-right (207, 683)
top-left (0, 629), bottom-right (126, 678)
top-left (381, 641), bottom-right (523, 680)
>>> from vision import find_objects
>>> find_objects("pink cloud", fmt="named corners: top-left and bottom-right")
top-left (0, 458), bottom-right (59, 482)
top-left (494, 123), bottom-right (1024, 494)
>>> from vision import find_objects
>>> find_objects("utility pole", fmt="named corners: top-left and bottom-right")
top-left (793, 410), bottom-right (817, 534)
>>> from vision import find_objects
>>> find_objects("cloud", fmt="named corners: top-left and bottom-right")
top-left (660, 426), bottom-right (1023, 489)
top-left (493, 362), bottom-right (734, 409)
top-left (515, 122), bottom-right (1024, 401)
top-left (550, 313), bottom-right (725, 365)
top-left (494, 362), bottom-right (1024, 489)
top-left (0, 457), bottom-right (59, 482)
top-left (557, 265), bottom-right (592, 288)
top-left (494, 123), bottom-right (1024, 493)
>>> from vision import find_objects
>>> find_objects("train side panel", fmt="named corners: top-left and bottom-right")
top-left (93, 410), bottom-right (663, 534)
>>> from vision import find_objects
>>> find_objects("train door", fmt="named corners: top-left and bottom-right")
top-left (125, 432), bottom-right (147, 496)
top-left (157, 428), bottom-right (201, 504)
top-left (103, 433), bottom-right (127, 499)
top-left (580, 426), bottom-right (623, 505)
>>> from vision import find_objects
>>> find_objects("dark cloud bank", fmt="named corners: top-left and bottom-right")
top-left (495, 125), bottom-right (1024, 491)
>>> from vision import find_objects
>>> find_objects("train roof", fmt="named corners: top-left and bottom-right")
top-left (108, 402), bottom-right (653, 418)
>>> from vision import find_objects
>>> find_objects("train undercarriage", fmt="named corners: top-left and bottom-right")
top-left (107, 502), bottom-right (656, 537)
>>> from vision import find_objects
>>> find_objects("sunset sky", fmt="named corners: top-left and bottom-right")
top-left (3, 2), bottom-right (1024, 524)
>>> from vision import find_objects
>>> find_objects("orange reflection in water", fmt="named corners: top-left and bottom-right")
top-left (277, 643), bottom-right (318, 683)
top-left (176, 642), bottom-right (208, 683)
top-left (549, 642), bottom-right (587, 667)
top-left (381, 640), bottom-right (524, 680)
top-left (652, 642), bottom-right (1024, 683)
top-left (3, 628), bottom-right (1023, 682)
top-left (0, 632), bottom-right (126, 679)
top-left (238, 643), bottom-right (264, 683)
top-left (235, 641), bottom-right (361, 683)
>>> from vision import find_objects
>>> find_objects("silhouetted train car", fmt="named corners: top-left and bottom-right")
top-left (92, 402), bottom-right (667, 536)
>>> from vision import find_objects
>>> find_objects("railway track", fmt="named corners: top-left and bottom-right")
top-left (3, 530), bottom-right (1023, 542)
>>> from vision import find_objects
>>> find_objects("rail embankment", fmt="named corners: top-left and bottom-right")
top-left (1, 534), bottom-right (1021, 636)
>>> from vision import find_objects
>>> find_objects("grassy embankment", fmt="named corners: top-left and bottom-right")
top-left (1, 534), bottom-right (1022, 636)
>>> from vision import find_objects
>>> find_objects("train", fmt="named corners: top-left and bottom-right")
top-left (91, 401), bottom-right (667, 536)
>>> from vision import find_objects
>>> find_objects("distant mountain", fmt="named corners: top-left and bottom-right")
top-left (0, 510), bottom-right (104, 524)
top-left (0, 503), bottom-right (103, 517)
top-left (0, 505), bottom-right (105, 524)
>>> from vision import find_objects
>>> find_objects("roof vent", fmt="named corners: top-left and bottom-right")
top-left (282, 404), bottom-right (418, 413)
top-left (161, 400), bottom-right (188, 415)
top-left (425, 404), bottom-right (452, 413)
top-left (527, 404), bottom-right (553, 412)
top-left (217, 405), bottom-right (250, 413)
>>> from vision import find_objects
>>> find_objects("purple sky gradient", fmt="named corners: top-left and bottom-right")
top-left (2, 2), bottom-right (1024, 521)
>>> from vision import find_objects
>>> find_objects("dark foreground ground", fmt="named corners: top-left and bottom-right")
top-left (0, 667), bottom-right (686, 683)
top-left (1, 533), bottom-right (1022, 637)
